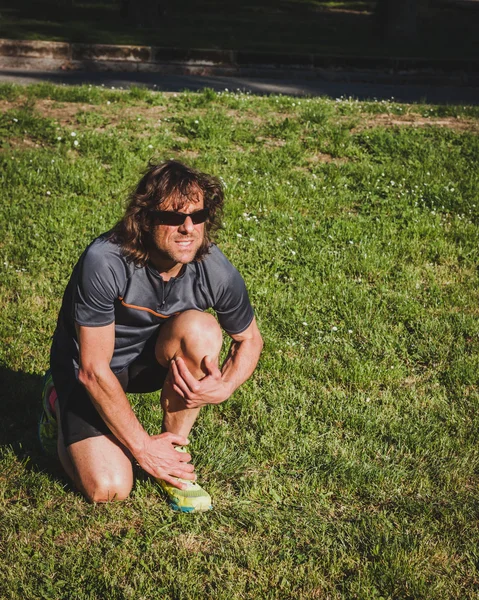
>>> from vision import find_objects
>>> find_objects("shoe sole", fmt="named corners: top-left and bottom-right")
top-left (169, 501), bottom-right (213, 513)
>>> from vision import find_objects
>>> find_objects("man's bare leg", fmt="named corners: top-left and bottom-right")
top-left (155, 310), bottom-right (223, 437)
top-left (56, 402), bottom-right (134, 503)
top-left (154, 310), bottom-right (222, 511)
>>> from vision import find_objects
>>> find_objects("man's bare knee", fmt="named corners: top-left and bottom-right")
top-left (157, 310), bottom-right (223, 366)
top-left (180, 312), bottom-right (223, 357)
top-left (84, 475), bottom-right (133, 503)
top-left (66, 435), bottom-right (134, 503)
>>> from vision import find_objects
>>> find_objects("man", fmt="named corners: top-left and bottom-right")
top-left (39, 160), bottom-right (263, 513)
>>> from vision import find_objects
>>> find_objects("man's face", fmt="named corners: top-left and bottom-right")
top-left (150, 193), bottom-right (206, 270)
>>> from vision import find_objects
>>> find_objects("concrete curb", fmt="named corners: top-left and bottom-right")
top-left (1, 39), bottom-right (479, 86)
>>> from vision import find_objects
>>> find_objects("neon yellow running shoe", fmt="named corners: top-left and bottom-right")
top-left (157, 447), bottom-right (212, 513)
top-left (38, 370), bottom-right (58, 456)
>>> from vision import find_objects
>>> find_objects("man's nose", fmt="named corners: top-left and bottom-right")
top-left (179, 216), bottom-right (194, 233)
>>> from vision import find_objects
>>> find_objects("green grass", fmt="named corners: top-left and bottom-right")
top-left (1, 83), bottom-right (479, 599)
top-left (0, 0), bottom-right (478, 59)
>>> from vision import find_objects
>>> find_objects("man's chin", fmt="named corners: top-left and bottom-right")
top-left (172, 249), bottom-right (199, 265)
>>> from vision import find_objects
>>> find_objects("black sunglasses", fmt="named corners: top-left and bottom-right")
top-left (151, 208), bottom-right (209, 226)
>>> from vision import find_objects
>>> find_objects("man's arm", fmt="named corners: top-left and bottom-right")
top-left (76, 323), bottom-right (195, 487)
top-left (170, 317), bottom-right (263, 408)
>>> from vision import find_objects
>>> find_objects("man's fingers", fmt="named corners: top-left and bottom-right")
top-left (160, 471), bottom-right (196, 489)
top-left (184, 399), bottom-right (200, 409)
top-left (160, 475), bottom-right (185, 489)
top-left (170, 359), bottom-right (192, 396)
top-left (203, 355), bottom-right (221, 377)
top-left (159, 431), bottom-right (190, 448)
top-left (162, 462), bottom-right (195, 477)
top-left (172, 382), bottom-right (188, 399)
top-left (171, 467), bottom-right (196, 480)
top-left (174, 357), bottom-right (202, 390)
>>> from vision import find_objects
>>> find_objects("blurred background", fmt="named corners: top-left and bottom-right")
top-left (0, 0), bottom-right (477, 60)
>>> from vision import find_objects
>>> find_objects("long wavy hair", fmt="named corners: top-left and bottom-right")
top-left (110, 160), bottom-right (224, 265)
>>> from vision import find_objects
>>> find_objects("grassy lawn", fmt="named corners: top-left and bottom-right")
top-left (1, 83), bottom-right (479, 598)
top-left (0, 0), bottom-right (478, 59)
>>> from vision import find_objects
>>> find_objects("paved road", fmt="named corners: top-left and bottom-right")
top-left (1, 67), bottom-right (478, 104)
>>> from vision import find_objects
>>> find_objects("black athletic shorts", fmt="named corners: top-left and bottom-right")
top-left (50, 335), bottom-right (168, 447)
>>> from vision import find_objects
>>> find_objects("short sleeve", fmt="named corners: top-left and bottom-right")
top-left (213, 265), bottom-right (254, 335)
top-left (74, 240), bottom-right (127, 327)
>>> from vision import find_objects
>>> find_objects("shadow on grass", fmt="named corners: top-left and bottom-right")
top-left (0, 366), bottom-right (150, 492)
top-left (0, 365), bottom-right (67, 483)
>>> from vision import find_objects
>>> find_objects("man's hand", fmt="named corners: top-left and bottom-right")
top-left (134, 432), bottom-right (196, 489)
top-left (170, 356), bottom-right (233, 409)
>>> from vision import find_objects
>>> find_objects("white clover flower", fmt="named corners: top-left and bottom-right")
top-left (348, 329), bottom-right (353, 334)
top-left (73, 140), bottom-right (79, 146)
top-left (249, 237), bottom-right (255, 242)
top-left (148, 144), bottom-right (153, 149)
top-left (302, 322), bottom-right (308, 326)
top-left (291, 250), bottom-right (296, 256)
top-left (332, 326), bottom-right (338, 331)
top-left (13, 118), bottom-right (18, 123)
top-left (71, 132), bottom-right (76, 137)
top-left (46, 191), bottom-right (51, 196)
top-left (57, 136), bottom-right (62, 141)
top-left (237, 233), bottom-right (242, 238)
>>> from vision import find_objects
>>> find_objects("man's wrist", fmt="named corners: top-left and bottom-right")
top-left (221, 375), bottom-right (236, 400)
top-left (126, 431), bottom-right (151, 461)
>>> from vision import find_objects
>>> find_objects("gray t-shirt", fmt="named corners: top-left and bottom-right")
top-left (51, 234), bottom-right (254, 374)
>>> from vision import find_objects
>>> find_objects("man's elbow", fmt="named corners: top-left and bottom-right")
top-left (78, 364), bottom-right (110, 392)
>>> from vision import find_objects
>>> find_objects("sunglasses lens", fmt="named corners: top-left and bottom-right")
top-left (153, 209), bottom-right (208, 225)
top-left (159, 212), bottom-right (184, 225)
top-left (190, 209), bottom-right (209, 224)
